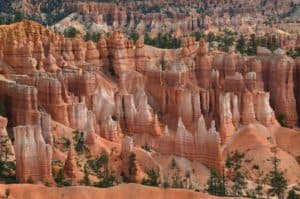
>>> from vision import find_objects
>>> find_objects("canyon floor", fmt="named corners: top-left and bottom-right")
top-left (0, 183), bottom-right (240, 199)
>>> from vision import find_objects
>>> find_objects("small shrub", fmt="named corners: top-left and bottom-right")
top-left (27, 176), bottom-right (34, 184)
top-left (278, 114), bottom-right (288, 127)
top-left (63, 26), bottom-right (80, 38)
top-left (5, 188), bottom-right (10, 198)
top-left (162, 181), bottom-right (170, 188)
top-left (141, 143), bottom-right (151, 152)
top-left (141, 168), bottom-right (160, 187)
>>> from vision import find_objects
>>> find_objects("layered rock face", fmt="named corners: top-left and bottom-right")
top-left (115, 72), bottom-right (162, 136)
top-left (0, 79), bottom-right (40, 126)
top-left (57, 0), bottom-right (298, 41)
top-left (0, 21), bottom-right (299, 188)
top-left (63, 144), bottom-right (78, 179)
top-left (262, 52), bottom-right (298, 126)
top-left (195, 39), bottom-right (212, 89)
top-left (14, 125), bottom-right (53, 183)
top-left (159, 116), bottom-right (222, 172)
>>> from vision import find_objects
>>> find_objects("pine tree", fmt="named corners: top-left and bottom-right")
top-left (267, 147), bottom-right (287, 199)
top-left (81, 164), bottom-right (90, 186)
top-left (226, 150), bottom-right (247, 196)
top-left (141, 168), bottom-right (160, 187)
top-left (128, 152), bottom-right (137, 182)
top-left (287, 189), bottom-right (300, 199)
top-left (207, 170), bottom-right (226, 196)
top-left (247, 34), bottom-right (258, 55)
top-left (236, 35), bottom-right (246, 55)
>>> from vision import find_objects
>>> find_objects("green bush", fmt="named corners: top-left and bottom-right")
top-left (141, 168), bottom-right (160, 187)
top-left (207, 170), bottom-right (226, 196)
top-left (73, 131), bottom-right (87, 154)
top-left (144, 33), bottom-right (181, 49)
top-left (64, 26), bottom-right (80, 38)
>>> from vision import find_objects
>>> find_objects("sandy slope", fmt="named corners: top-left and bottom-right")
top-left (223, 124), bottom-right (300, 183)
top-left (0, 183), bottom-right (240, 199)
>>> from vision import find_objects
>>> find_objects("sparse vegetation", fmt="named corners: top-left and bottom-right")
top-left (84, 31), bottom-right (100, 42)
top-left (141, 143), bottom-right (151, 152)
top-left (128, 152), bottom-right (137, 181)
top-left (80, 164), bottom-right (91, 186)
top-left (267, 147), bottom-right (288, 199)
top-left (226, 150), bottom-right (247, 196)
top-left (207, 170), bottom-right (226, 196)
top-left (171, 172), bottom-right (184, 189)
top-left (278, 114), bottom-right (289, 127)
top-left (0, 136), bottom-right (16, 183)
top-left (73, 131), bottom-right (87, 155)
top-left (84, 152), bottom-right (117, 188)
top-left (5, 188), bottom-right (10, 198)
top-left (287, 188), bottom-right (300, 199)
top-left (27, 176), bottom-right (34, 184)
top-left (64, 26), bottom-right (80, 38)
top-left (144, 32), bottom-right (181, 49)
top-left (128, 29), bottom-right (140, 43)
top-left (141, 168), bottom-right (160, 187)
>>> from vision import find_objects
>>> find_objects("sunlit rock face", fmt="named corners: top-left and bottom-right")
top-left (258, 51), bottom-right (298, 126)
top-left (63, 144), bottom-right (78, 180)
top-left (0, 21), bottom-right (299, 190)
top-left (14, 125), bottom-right (53, 183)
top-left (160, 117), bottom-right (223, 172)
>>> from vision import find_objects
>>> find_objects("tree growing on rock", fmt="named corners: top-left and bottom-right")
top-left (141, 168), bottom-right (160, 187)
top-left (267, 147), bottom-right (287, 199)
top-left (226, 150), bottom-right (247, 196)
top-left (207, 170), bottom-right (226, 196)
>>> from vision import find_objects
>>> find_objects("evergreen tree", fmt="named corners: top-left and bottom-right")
top-left (141, 168), bottom-right (160, 187)
top-left (64, 27), bottom-right (80, 38)
top-left (0, 16), bottom-right (4, 25)
top-left (54, 168), bottom-right (64, 185)
top-left (129, 30), bottom-right (139, 43)
top-left (73, 131), bottom-right (86, 154)
top-left (14, 11), bottom-right (24, 22)
top-left (236, 35), bottom-right (246, 55)
top-left (207, 170), bottom-right (226, 196)
top-left (247, 34), bottom-right (258, 55)
top-left (128, 152), bottom-right (137, 181)
top-left (80, 164), bottom-right (91, 186)
top-left (267, 147), bottom-right (288, 199)
top-left (287, 189), bottom-right (300, 199)
top-left (226, 150), bottom-right (247, 196)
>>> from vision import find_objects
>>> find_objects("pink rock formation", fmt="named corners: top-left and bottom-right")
top-left (100, 116), bottom-right (122, 143)
top-left (36, 77), bottom-right (70, 126)
top-left (85, 40), bottom-right (102, 67)
top-left (44, 54), bottom-right (59, 73)
top-left (108, 31), bottom-right (136, 75)
top-left (97, 34), bottom-right (109, 68)
top-left (241, 90), bottom-right (256, 125)
top-left (62, 39), bottom-right (75, 67)
top-left (218, 93), bottom-right (235, 144)
top-left (40, 112), bottom-right (53, 145)
top-left (268, 53), bottom-right (298, 126)
top-left (195, 39), bottom-right (212, 89)
top-left (14, 125), bottom-right (53, 183)
top-left (160, 116), bottom-right (223, 172)
top-left (174, 117), bottom-right (194, 157)
top-left (72, 35), bottom-right (87, 63)
top-left (253, 92), bottom-right (278, 126)
top-left (0, 80), bottom-right (40, 126)
top-left (63, 144), bottom-right (78, 179)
